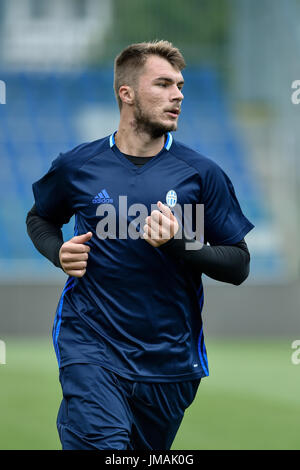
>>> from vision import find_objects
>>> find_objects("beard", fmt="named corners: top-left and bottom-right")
top-left (133, 94), bottom-right (177, 139)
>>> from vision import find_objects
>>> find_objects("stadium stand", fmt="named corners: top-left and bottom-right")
top-left (0, 68), bottom-right (285, 279)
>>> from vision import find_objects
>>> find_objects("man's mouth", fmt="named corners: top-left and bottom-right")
top-left (165, 109), bottom-right (180, 118)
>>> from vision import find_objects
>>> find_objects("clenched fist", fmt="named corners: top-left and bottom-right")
top-left (59, 232), bottom-right (92, 277)
top-left (143, 201), bottom-right (179, 248)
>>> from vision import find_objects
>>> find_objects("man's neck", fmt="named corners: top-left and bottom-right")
top-left (115, 123), bottom-right (165, 157)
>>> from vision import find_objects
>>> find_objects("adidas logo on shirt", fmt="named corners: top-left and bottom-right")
top-left (92, 189), bottom-right (113, 204)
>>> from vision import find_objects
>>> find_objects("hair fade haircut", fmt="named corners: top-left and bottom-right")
top-left (114, 40), bottom-right (186, 110)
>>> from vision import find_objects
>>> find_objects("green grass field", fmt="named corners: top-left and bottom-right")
top-left (0, 337), bottom-right (299, 450)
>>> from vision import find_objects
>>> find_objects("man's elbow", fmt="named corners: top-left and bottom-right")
top-left (25, 210), bottom-right (32, 228)
top-left (26, 204), bottom-right (38, 226)
top-left (232, 257), bottom-right (250, 286)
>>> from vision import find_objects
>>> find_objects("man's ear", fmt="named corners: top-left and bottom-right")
top-left (118, 85), bottom-right (135, 106)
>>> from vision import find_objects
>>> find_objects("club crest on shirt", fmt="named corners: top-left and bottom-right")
top-left (166, 190), bottom-right (177, 208)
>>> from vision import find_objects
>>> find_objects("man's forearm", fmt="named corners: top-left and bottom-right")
top-left (158, 234), bottom-right (250, 285)
top-left (26, 204), bottom-right (64, 268)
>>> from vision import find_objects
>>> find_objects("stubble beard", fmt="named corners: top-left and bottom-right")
top-left (133, 95), bottom-right (178, 139)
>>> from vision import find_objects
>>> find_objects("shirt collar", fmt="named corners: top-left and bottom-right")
top-left (109, 131), bottom-right (173, 151)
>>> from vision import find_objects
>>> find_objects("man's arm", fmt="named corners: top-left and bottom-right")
top-left (26, 204), bottom-right (64, 268)
top-left (158, 235), bottom-right (250, 286)
top-left (26, 204), bottom-right (92, 277)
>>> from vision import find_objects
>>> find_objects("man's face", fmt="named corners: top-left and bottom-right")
top-left (132, 55), bottom-right (184, 138)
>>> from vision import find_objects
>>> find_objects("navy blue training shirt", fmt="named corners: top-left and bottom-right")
top-left (32, 132), bottom-right (254, 382)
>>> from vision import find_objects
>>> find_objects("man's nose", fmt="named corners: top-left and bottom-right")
top-left (171, 87), bottom-right (184, 102)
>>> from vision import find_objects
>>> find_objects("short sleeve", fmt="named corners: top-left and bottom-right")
top-left (202, 162), bottom-right (254, 245)
top-left (32, 153), bottom-right (74, 225)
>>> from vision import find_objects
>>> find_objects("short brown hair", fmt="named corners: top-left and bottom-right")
top-left (114, 40), bottom-right (186, 110)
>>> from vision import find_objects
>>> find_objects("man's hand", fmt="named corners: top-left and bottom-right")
top-left (59, 232), bottom-right (92, 277)
top-left (143, 201), bottom-right (179, 248)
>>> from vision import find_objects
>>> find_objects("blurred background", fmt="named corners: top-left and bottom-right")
top-left (0, 0), bottom-right (299, 450)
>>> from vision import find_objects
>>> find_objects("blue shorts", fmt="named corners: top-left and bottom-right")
top-left (57, 363), bottom-right (201, 450)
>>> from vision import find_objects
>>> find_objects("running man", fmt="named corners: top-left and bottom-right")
top-left (26, 40), bottom-right (254, 450)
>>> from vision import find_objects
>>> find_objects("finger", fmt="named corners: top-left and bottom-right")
top-left (150, 208), bottom-right (173, 230)
top-left (61, 252), bottom-right (89, 262)
top-left (142, 231), bottom-right (160, 247)
top-left (71, 232), bottom-right (93, 244)
top-left (160, 224), bottom-right (173, 240)
top-left (157, 201), bottom-right (175, 220)
top-left (147, 214), bottom-right (173, 239)
top-left (143, 222), bottom-right (160, 240)
top-left (145, 217), bottom-right (161, 236)
top-left (64, 243), bottom-right (90, 254)
top-left (62, 261), bottom-right (87, 270)
top-left (158, 202), bottom-right (179, 237)
top-left (149, 210), bottom-right (163, 225)
top-left (65, 269), bottom-right (86, 278)
top-left (65, 246), bottom-right (90, 257)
